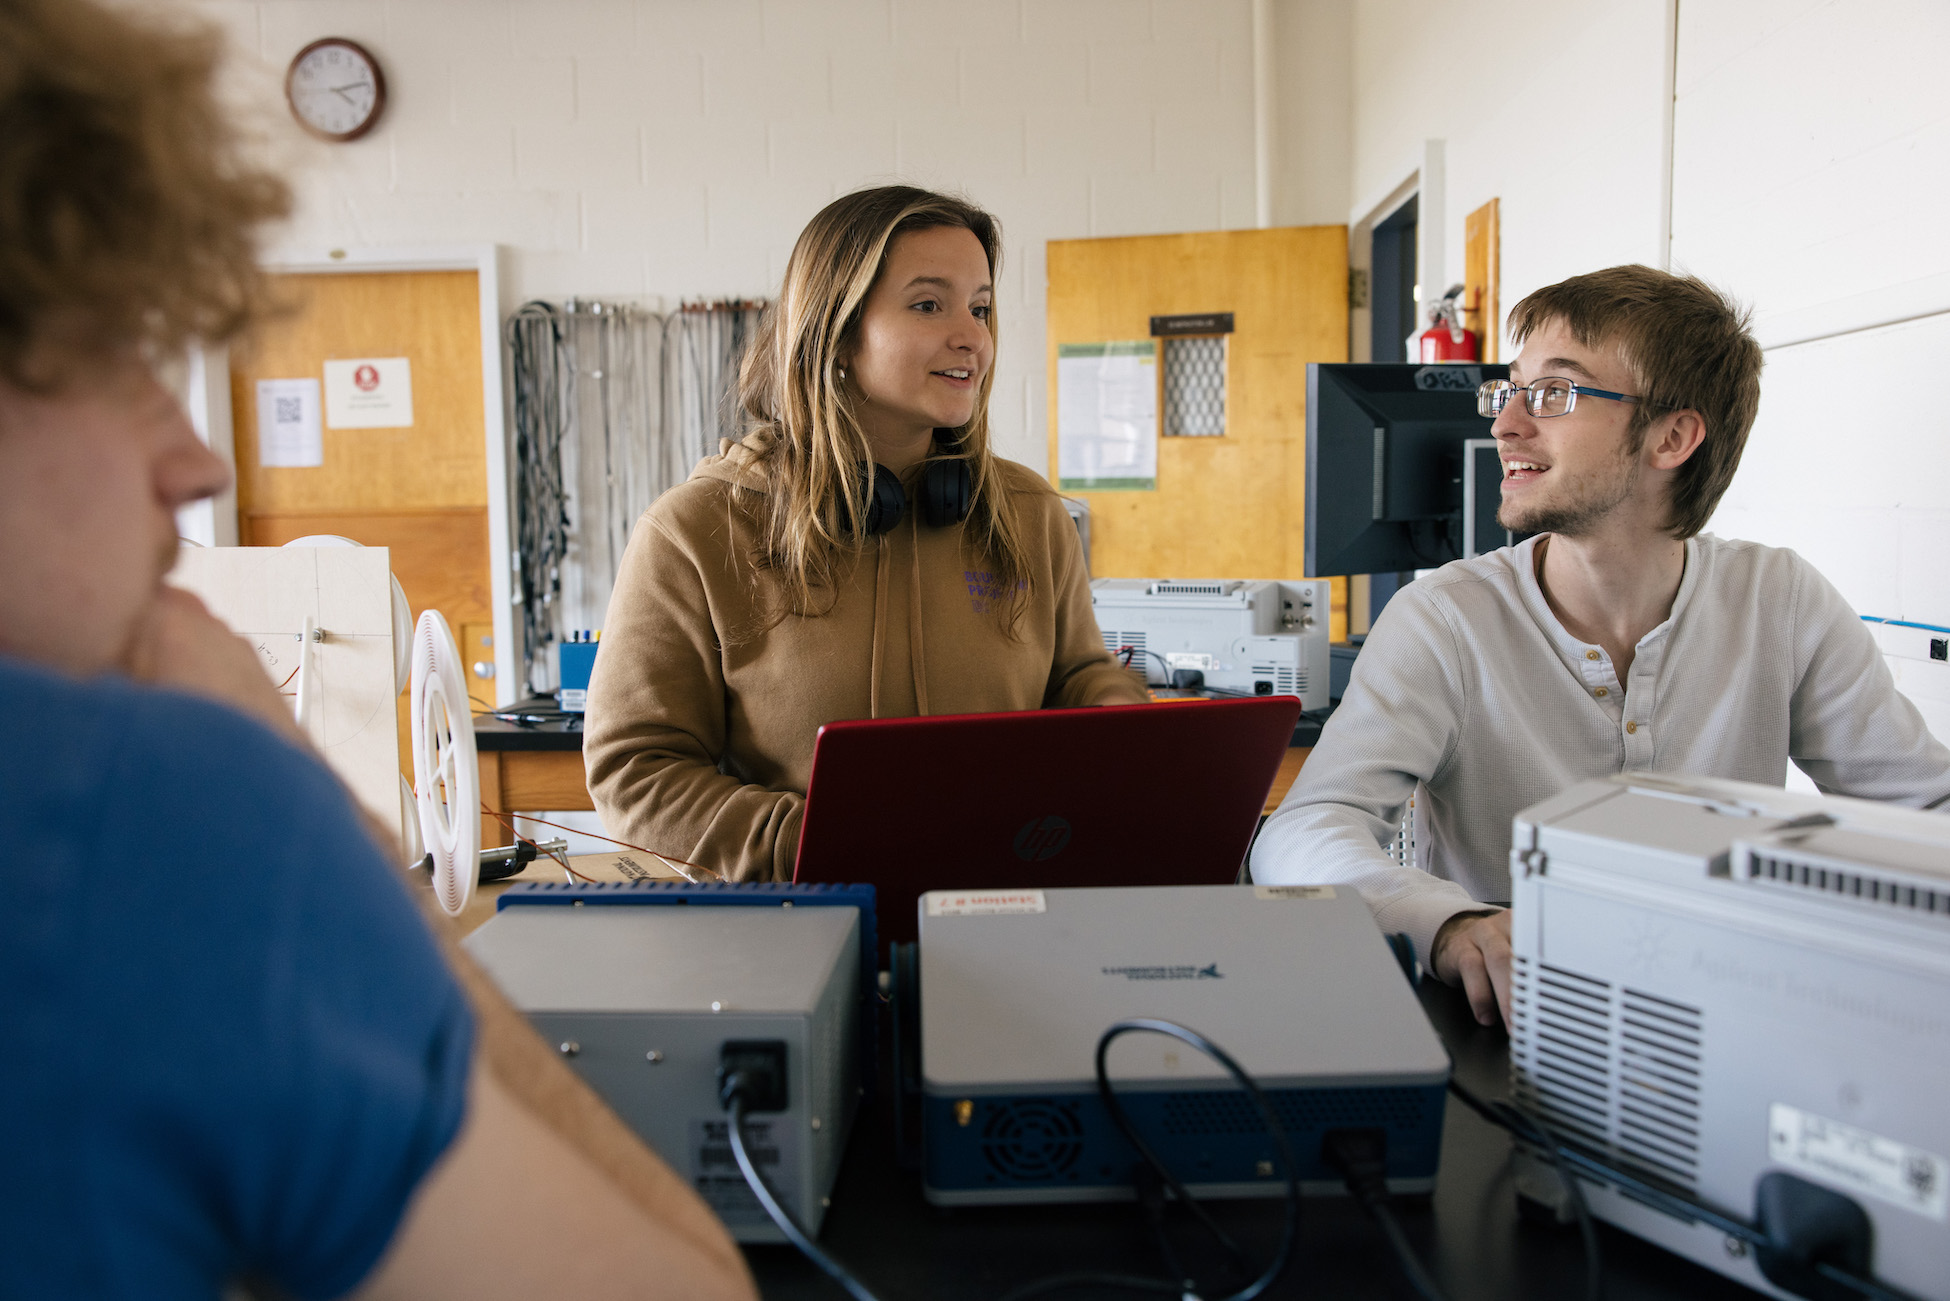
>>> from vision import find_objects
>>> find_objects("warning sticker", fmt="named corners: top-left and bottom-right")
top-left (1769, 1103), bottom-right (1948, 1221)
top-left (691, 1117), bottom-right (797, 1226)
top-left (925, 889), bottom-right (1047, 917)
top-left (1254, 885), bottom-right (1336, 900)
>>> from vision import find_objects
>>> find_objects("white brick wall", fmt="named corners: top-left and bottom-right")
top-left (172, 0), bottom-right (1262, 469)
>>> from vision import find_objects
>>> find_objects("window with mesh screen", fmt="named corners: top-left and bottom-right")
top-left (1162, 335), bottom-right (1226, 437)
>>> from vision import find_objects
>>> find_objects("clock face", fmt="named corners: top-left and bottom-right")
top-left (286, 39), bottom-right (385, 141)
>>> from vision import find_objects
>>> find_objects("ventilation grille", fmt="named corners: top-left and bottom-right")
top-left (980, 1099), bottom-right (1084, 1181)
top-left (1515, 960), bottom-right (1613, 1147)
top-left (1251, 662), bottom-right (1304, 696)
top-left (1161, 1086), bottom-right (1431, 1136)
top-left (1616, 990), bottom-right (1702, 1186)
top-left (1149, 581), bottom-right (1230, 596)
top-left (1163, 335), bottom-right (1226, 437)
top-left (1511, 958), bottom-right (1706, 1193)
top-left (1744, 848), bottom-right (1950, 916)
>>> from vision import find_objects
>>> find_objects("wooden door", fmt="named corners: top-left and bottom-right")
top-left (1047, 226), bottom-right (1350, 639)
top-left (229, 269), bottom-right (496, 774)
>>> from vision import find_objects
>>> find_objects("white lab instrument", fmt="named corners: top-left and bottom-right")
top-left (1090, 578), bottom-right (1331, 710)
top-left (1510, 774), bottom-right (1950, 1300)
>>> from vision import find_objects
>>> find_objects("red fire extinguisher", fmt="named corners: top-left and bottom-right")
top-left (1416, 283), bottom-right (1478, 363)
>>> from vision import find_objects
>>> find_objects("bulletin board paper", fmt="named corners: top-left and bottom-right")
top-left (255, 378), bottom-right (322, 468)
top-left (1057, 340), bottom-right (1157, 491)
top-left (167, 546), bottom-right (400, 843)
top-left (324, 357), bottom-right (414, 429)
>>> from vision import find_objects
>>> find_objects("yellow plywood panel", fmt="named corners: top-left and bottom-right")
top-left (231, 270), bottom-right (487, 515)
top-left (1047, 225), bottom-right (1349, 638)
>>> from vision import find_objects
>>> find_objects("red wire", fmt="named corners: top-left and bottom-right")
top-left (479, 802), bottom-right (599, 883)
top-left (471, 800), bottom-right (719, 882)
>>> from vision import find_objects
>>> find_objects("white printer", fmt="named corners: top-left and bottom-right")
top-left (1510, 774), bottom-right (1950, 1300)
top-left (1090, 578), bottom-right (1331, 710)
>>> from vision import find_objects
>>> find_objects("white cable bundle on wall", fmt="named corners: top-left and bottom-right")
top-left (506, 296), bottom-right (766, 693)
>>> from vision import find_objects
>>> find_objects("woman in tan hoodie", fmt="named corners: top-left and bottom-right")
top-left (584, 186), bottom-right (1145, 882)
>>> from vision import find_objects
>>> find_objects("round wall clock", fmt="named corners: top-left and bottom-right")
top-left (285, 38), bottom-right (386, 142)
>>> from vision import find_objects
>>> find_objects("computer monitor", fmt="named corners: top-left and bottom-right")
top-left (1305, 362), bottom-right (1517, 577)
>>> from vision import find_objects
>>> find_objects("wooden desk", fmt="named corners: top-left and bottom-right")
top-left (473, 707), bottom-right (590, 850)
top-left (473, 709), bottom-right (1315, 848)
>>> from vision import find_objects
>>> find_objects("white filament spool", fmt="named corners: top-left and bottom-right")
top-left (410, 609), bottom-right (479, 916)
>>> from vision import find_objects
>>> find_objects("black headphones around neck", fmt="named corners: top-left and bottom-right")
top-left (855, 436), bottom-right (972, 535)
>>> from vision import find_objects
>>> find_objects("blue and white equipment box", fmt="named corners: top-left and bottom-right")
top-left (918, 883), bottom-right (1449, 1205)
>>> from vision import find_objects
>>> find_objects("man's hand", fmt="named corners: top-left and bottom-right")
top-left (1431, 909), bottom-right (1513, 1027)
top-left (123, 586), bottom-right (302, 742)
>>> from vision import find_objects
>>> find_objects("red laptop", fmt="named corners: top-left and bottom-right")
top-left (791, 696), bottom-right (1302, 949)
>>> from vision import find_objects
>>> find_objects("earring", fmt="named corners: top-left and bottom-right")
top-left (837, 365), bottom-right (847, 381)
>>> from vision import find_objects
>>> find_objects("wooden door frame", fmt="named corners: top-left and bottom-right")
top-left (1347, 139), bottom-right (1446, 365)
top-left (205, 243), bottom-right (518, 703)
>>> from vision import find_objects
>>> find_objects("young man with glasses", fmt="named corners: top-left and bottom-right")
top-left (1251, 265), bottom-right (1950, 1027)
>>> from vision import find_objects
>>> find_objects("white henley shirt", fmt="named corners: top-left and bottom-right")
top-left (1250, 533), bottom-right (1950, 965)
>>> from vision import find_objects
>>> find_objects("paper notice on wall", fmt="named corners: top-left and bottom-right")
top-left (255, 378), bottom-right (323, 468)
top-left (1057, 340), bottom-right (1157, 491)
top-left (324, 357), bottom-right (414, 429)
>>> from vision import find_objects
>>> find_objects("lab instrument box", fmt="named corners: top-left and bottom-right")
top-left (1511, 774), bottom-right (1950, 1300)
top-left (1090, 578), bottom-right (1331, 710)
top-left (918, 884), bottom-right (1449, 1205)
top-left (463, 885), bottom-right (865, 1242)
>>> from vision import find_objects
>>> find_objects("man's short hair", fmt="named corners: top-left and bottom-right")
top-left (1507, 265), bottom-right (1763, 539)
top-left (0, 0), bottom-right (289, 387)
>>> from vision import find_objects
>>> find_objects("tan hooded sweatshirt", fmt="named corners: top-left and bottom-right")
top-left (584, 432), bottom-right (1144, 882)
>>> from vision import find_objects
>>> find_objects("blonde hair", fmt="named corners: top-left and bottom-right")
top-left (735, 186), bottom-right (1034, 633)
top-left (0, 0), bottom-right (290, 387)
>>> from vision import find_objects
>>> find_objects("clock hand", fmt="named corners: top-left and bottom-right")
top-left (329, 82), bottom-right (370, 103)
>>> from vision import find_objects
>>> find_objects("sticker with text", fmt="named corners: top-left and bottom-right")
top-left (1769, 1103), bottom-right (1948, 1221)
top-left (925, 889), bottom-right (1047, 917)
top-left (1253, 885), bottom-right (1336, 900)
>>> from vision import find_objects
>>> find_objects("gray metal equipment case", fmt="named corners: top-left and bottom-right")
top-left (464, 903), bottom-right (862, 1242)
top-left (1511, 774), bottom-right (1950, 1300)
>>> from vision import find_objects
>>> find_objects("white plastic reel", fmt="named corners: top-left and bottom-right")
top-left (410, 609), bottom-right (480, 916)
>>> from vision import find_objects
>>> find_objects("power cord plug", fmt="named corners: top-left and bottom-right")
top-left (717, 1039), bottom-right (788, 1113)
top-left (1322, 1129), bottom-right (1450, 1301)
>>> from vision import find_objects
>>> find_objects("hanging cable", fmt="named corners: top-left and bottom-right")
top-left (505, 301), bottom-right (573, 694)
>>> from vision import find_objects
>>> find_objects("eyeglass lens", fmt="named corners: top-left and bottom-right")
top-left (1476, 378), bottom-right (1576, 418)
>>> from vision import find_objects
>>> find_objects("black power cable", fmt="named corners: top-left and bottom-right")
top-left (1086, 1019), bottom-right (1301, 1301)
top-left (723, 1020), bottom-right (1303, 1301)
top-left (721, 1082), bottom-right (881, 1301)
top-left (1445, 1078), bottom-right (1601, 1301)
top-left (1321, 1129), bottom-right (1451, 1301)
top-left (1448, 1078), bottom-right (1926, 1301)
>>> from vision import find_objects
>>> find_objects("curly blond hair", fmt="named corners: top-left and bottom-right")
top-left (0, 0), bottom-right (290, 386)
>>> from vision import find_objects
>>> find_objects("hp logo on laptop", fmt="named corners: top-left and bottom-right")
top-left (1013, 815), bottom-right (1072, 862)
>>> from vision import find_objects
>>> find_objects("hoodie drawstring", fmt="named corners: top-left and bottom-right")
top-left (866, 509), bottom-right (931, 719)
top-left (869, 531), bottom-right (890, 719)
top-left (908, 505), bottom-right (930, 716)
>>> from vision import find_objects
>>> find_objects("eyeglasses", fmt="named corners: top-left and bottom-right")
top-left (1477, 377), bottom-right (1640, 419)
